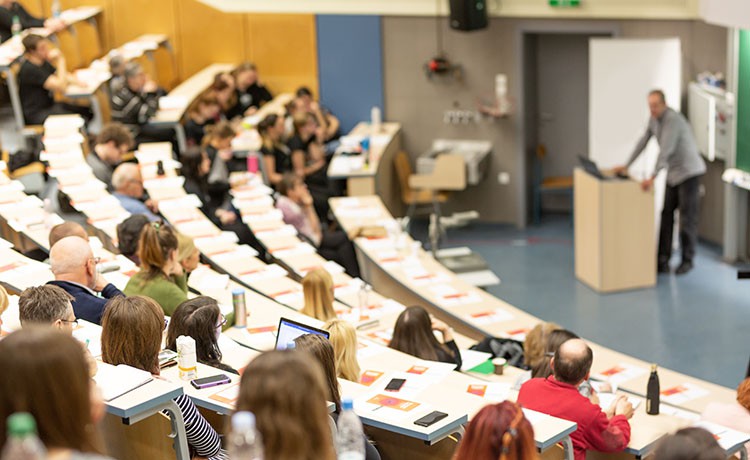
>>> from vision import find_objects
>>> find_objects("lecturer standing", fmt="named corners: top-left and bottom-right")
top-left (615, 90), bottom-right (706, 275)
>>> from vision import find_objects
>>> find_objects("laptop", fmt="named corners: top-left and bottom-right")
top-left (578, 155), bottom-right (607, 180)
top-left (274, 317), bottom-right (330, 350)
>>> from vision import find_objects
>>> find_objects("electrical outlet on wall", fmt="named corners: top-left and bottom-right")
top-left (498, 172), bottom-right (510, 184)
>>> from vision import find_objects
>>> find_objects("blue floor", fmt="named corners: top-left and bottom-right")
top-left (415, 215), bottom-right (750, 389)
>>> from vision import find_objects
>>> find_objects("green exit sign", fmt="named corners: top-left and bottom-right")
top-left (549, 0), bottom-right (581, 6)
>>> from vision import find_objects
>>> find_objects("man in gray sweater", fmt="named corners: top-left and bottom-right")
top-left (616, 89), bottom-right (706, 275)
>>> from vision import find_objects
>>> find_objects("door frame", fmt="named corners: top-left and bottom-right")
top-left (514, 20), bottom-right (621, 227)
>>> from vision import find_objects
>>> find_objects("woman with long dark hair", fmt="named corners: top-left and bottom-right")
top-left (389, 305), bottom-right (462, 370)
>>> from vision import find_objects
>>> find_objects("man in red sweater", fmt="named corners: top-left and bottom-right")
top-left (517, 338), bottom-right (634, 460)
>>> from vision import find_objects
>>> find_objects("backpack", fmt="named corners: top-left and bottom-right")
top-left (470, 336), bottom-right (527, 369)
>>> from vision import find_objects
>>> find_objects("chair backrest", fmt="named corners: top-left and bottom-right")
top-left (394, 150), bottom-right (414, 204)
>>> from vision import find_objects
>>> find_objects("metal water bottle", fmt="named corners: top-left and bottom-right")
top-left (232, 288), bottom-right (247, 327)
top-left (646, 364), bottom-right (660, 415)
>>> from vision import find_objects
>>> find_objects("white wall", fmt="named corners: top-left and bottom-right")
top-left (199, 0), bottom-right (699, 19)
top-left (701, 0), bottom-right (750, 29)
top-left (589, 38), bottom-right (682, 233)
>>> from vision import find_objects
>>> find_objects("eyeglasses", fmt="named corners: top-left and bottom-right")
top-left (216, 314), bottom-right (227, 329)
top-left (89, 257), bottom-right (101, 265)
top-left (60, 318), bottom-right (79, 328)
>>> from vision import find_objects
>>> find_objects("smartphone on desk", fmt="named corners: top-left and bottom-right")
top-left (414, 411), bottom-right (448, 427)
top-left (190, 374), bottom-right (231, 390)
top-left (384, 378), bottom-right (406, 392)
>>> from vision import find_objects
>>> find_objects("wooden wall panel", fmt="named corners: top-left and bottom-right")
top-left (110, 0), bottom-right (178, 55)
top-left (245, 13), bottom-right (318, 96)
top-left (176, 0), bottom-right (246, 78)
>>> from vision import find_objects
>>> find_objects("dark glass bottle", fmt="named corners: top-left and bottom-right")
top-left (646, 363), bottom-right (660, 415)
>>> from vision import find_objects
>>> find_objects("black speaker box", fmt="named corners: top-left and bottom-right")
top-left (449, 0), bottom-right (488, 31)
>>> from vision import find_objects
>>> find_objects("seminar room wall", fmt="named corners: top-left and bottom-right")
top-left (19, 0), bottom-right (320, 96)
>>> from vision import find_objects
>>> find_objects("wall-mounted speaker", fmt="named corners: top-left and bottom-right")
top-left (449, 0), bottom-right (488, 31)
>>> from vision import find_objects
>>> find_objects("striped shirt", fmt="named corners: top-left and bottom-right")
top-left (111, 85), bottom-right (159, 126)
top-left (171, 394), bottom-right (228, 460)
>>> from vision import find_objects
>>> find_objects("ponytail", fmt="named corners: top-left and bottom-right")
top-left (201, 120), bottom-right (236, 148)
top-left (137, 221), bottom-right (178, 279)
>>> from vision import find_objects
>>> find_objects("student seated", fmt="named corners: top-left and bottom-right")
top-left (276, 173), bottom-right (360, 277)
top-left (180, 147), bottom-right (265, 257)
top-left (18, 34), bottom-right (92, 125)
top-left (0, 285), bottom-right (9, 330)
top-left (288, 112), bottom-right (332, 220)
top-left (453, 401), bottom-right (537, 460)
top-left (111, 163), bottom-right (160, 221)
top-left (323, 318), bottom-right (361, 382)
top-left (184, 92), bottom-right (221, 147)
top-left (18, 284), bottom-right (97, 376)
top-left (0, 328), bottom-right (113, 460)
top-left (227, 62), bottom-right (272, 119)
top-left (523, 321), bottom-right (562, 370)
top-left (301, 268), bottom-right (337, 321)
top-left (389, 305), bottom-right (462, 370)
top-left (295, 86), bottom-right (340, 145)
top-left (203, 120), bottom-right (244, 173)
top-left (0, 0), bottom-right (64, 43)
top-left (701, 377), bottom-right (750, 452)
top-left (517, 338), bottom-right (633, 460)
top-left (48, 221), bottom-right (88, 248)
top-left (47, 236), bottom-right (124, 325)
top-left (166, 297), bottom-right (238, 375)
top-left (123, 221), bottom-right (187, 316)
top-left (293, 334), bottom-right (381, 460)
top-left (116, 214), bottom-right (149, 265)
top-left (87, 122), bottom-right (134, 188)
top-left (111, 62), bottom-right (175, 147)
top-left (258, 113), bottom-right (292, 186)
top-left (176, 233), bottom-right (200, 275)
top-left (108, 52), bottom-right (126, 92)
top-left (237, 350), bottom-right (336, 460)
top-left (653, 427), bottom-right (725, 460)
top-left (209, 72), bottom-right (236, 117)
top-left (101, 296), bottom-right (228, 460)
top-left (18, 284), bottom-right (76, 331)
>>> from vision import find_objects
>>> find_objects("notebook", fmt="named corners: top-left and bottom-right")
top-left (93, 363), bottom-right (153, 401)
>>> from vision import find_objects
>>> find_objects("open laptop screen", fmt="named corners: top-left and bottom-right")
top-left (274, 317), bottom-right (330, 350)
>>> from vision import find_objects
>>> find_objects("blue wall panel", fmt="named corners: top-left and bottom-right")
top-left (315, 15), bottom-right (384, 134)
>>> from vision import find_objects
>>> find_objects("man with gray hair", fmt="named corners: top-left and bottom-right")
top-left (18, 284), bottom-right (76, 331)
top-left (111, 163), bottom-right (160, 221)
top-left (111, 61), bottom-right (175, 148)
top-left (46, 236), bottom-right (124, 325)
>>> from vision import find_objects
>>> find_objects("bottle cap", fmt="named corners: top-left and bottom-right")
top-left (232, 288), bottom-right (245, 296)
top-left (651, 363), bottom-right (658, 371)
top-left (342, 397), bottom-right (354, 411)
top-left (7, 413), bottom-right (37, 437)
top-left (231, 411), bottom-right (256, 431)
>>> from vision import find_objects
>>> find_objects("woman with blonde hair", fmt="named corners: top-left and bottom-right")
top-left (523, 321), bottom-right (561, 369)
top-left (236, 350), bottom-right (336, 460)
top-left (0, 285), bottom-right (8, 330)
top-left (324, 318), bottom-right (361, 382)
top-left (301, 268), bottom-right (336, 321)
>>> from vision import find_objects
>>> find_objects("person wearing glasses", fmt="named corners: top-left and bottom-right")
top-left (165, 297), bottom-right (238, 375)
top-left (111, 163), bottom-right (160, 222)
top-left (18, 284), bottom-right (97, 377)
top-left (47, 236), bottom-right (124, 325)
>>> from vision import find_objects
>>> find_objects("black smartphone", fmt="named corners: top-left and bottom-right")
top-left (414, 411), bottom-right (449, 427)
top-left (190, 374), bottom-right (231, 390)
top-left (384, 378), bottom-right (406, 392)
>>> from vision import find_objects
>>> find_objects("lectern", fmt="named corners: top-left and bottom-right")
top-left (574, 168), bottom-right (656, 293)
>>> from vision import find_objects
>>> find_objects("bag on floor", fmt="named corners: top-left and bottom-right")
top-left (470, 337), bottom-right (526, 369)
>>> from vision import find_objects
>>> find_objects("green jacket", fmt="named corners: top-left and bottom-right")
top-left (123, 271), bottom-right (188, 316)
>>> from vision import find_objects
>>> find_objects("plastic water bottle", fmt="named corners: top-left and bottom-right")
top-left (11, 16), bottom-right (20, 38)
top-left (1, 413), bottom-right (46, 460)
top-left (227, 411), bottom-right (263, 460)
top-left (337, 398), bottom-right (365, 460)
top-left (51, 0), bottom-right (61, 19)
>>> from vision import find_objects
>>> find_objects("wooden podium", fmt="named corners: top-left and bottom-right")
top-left (574, 168), bottom-right (656, 293)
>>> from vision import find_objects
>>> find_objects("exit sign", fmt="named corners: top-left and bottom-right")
top-left (549, 0), bottom-right (581, 6)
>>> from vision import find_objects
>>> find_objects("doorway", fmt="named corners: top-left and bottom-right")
top-left (523, 31), bottom-right (612, 222)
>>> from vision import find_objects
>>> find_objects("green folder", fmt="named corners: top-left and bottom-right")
top-left (469, 359), bottom-right (495, 374)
